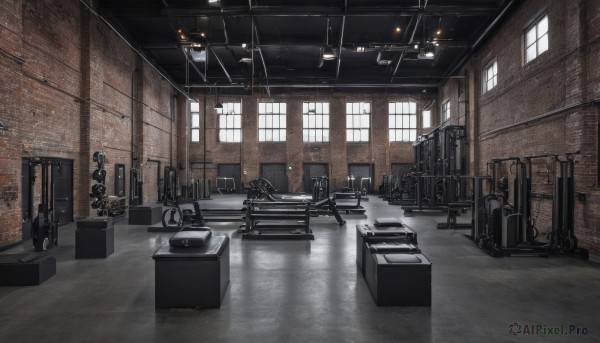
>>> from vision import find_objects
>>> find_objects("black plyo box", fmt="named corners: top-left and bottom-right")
top-left (76, 218), bottom-right (115, 259)
top-left (0, 253), bottom-right (56, 286)
top-left (356, 224), bottom-right (417, 274)
top-left (153, 235), bottom-right (230, 308)
top-left (129, 203), bottom-right (163, 225)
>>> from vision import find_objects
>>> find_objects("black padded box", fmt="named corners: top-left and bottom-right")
top-left (367, 242), bottom-right (421, 254)
top-left (169, 229), bottom-right (212, 247)
top-left (0, 253), bottom-right (56, 286)
top-left (129, 203), bottom-right (163, 225)
top-left (356, 224), bottom-right (417, 274)
top-left (76, 218), bottom-right (115, 259)
top-left (152, 234), bottom-right (230, 308)
top-left (364, 253), bottom-right (432, 306)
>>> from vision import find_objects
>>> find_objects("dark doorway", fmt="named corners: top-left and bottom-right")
top-left (115, 164), bottom-right (125, 197)
top-left (348, 164), bottom-right (373, 193)
top-left (217, 164), bottom-right (241, 193)
top-left (303, 163), bottom-right (328, 193)
top-left (261, 163), bottom-right (288, 193)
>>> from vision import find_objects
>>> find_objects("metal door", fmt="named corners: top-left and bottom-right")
top-left (261, 163), bottom-right (288, 193)
top-left (217, 164), bottom-right (241, 192)
top-left (53, 159), bottom-right (73, 225)
top-left (348, 164), bottom-right (373, 193)
top-left (303, 163), bottom-right (328, 193)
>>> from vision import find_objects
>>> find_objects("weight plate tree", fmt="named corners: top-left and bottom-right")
top-left (90, 151), bottom-right (108, 216)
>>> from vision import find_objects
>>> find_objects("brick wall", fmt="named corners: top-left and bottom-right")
top-left (185, 92), bottom-right (436, 193)
top-left (0, 0), bottom-right (178, 248)
top-left (439, 0), bottom-right (600, 255)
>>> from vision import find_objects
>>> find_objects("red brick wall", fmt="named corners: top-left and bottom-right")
top-left (185, 93), bottom-right (436, 193)
top-left (440, 0), bottom-right (600, 254)
top-left (0, 0), bottom-right (178, 248)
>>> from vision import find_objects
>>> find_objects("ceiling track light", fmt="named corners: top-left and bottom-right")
top-left (322, 18), bottom-right (336, 61)
top-left (395, 16), bottom-right (401, 33)
top-left (214, 91), bottom-right (223, 110)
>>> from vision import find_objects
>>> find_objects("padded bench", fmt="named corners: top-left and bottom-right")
top-left (0, 252), bottom-right (56, 286)
top-left (356, 223), bottom-right (417, 274)
top-left (129, 203), bottom-right (163, 225)
top-left (152, 231), bottom-right (230, 308)
top-left (364, 253), bottom-right (432, 306)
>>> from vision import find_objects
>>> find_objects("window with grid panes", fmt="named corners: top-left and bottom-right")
top-left (302, 102), bottom-right (330, 142)
top-left (525, 15), bottom-right (548, 63)
top-left (346, 102), bottom-right (370, 142)
top-left (191, 102), bottom-right (200, 142)
top-left (442, 101), bottom-right (450, 121)
top-left (388, 101), bottom-right (417, 142)
top-left (217, 102), bottom-right (242, 142)
top-left (483, 60), bottom-right (497, 93)
top-left (422, 110), bottom-right (431, 128)
top-left (258, 102), bottom-right (286, 142)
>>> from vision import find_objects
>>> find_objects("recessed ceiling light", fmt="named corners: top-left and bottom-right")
top-left (242, 43), bottom-right (247, 48)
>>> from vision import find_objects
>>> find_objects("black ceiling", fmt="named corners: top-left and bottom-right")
top-left (95, 0), bottom-right (515, 95)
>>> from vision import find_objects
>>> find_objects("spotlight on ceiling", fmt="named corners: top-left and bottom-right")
top-left (356, 46), bottom-right (365, 53)
top-left (395, 26), bottom-right (401, 33)
top-left (208, 0), bottom-right (219, 3)
top-left (323, 46), bottom-right (336, 60)
top-left (418, 45), bottom-right (436, 59)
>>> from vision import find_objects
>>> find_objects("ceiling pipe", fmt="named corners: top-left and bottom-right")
top-left (79, 0), bottom-right (198, 100)
top-left (253, 17), bottom-right (270, 96)
top-left (208, 46), bottom-right (233, 83)
top-left (443, 0), bottom-right (518, 78)
top-left (390, 0), bottom-right (428, 82)
top-left (335, 7), bottom-right (346, 82)
top-left (185, 83), bottom-right (439, 89)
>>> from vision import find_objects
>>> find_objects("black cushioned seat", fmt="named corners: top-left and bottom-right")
top-left (374, 217), bottom-right (403, 227)
top-left (356, 224), bottom-right (418, 275)
top-left (368, 242), bottom-right (421, 254)
top-left (169, 230), bottom-right (212, 247)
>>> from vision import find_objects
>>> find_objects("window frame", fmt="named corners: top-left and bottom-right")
top-left (442, 101), bottom-right (450, 122)
top-left (217, 102), bottom-right (242, 143)
top-left (258, 101), bottom-right (287, 142)
top-left (524, 14), bottom-right (549, 64)
top-left (422, 110), bottom-right (431, 129)
top-left (346, 101), bottom-right (371, 142)
top-left (190, 102), bottom-right (200, 143)
top-left (302, 101), bottom-right (330, 143)
top-left (388, 101), bottom-right (417, 142)
top-left (482, 60), bottom-right (498, 94)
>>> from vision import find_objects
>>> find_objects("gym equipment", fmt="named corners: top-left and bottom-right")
top-left (355, 222), bottom-right (418, 274)
top-left (90, 151), bottom-right (108, 216)
top-left (29, 158), bottom-right (61, 252)
top-left (153, 231), bottom-right (230, 308)
top-left (163, 166), bottom-right (178, 206)
top-left (311, 176), bottom-right (329, 201)
top-left (169, 229), bottom-right (212, 247)
top-left (246, 178), bottom-right (349, 221)
top-left (129, 166), bottom-right (142, 206)
top-left (161, 201), bottom-right (204, 229)
top-left (216, 177), bottom-right (236, 194)
top-left (240, 200), bottom-right (314, 240)
top-left (466, 152), bottom-right (587, 258)
top-left (189, 179), bottom-right (211, 200)
top-left (129, 203), bottom-right (163, 225)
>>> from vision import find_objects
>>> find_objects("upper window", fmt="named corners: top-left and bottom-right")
top-left (217, 102), bottom-right (242, 142)
top-left (483, 61), bottom-right (497, 93)
top-left (346, 102), bottom-right (370, 142)
top-left (442, 101), bottom-right (450, 121)
top-left (525, 15), bottom-right (548, 63)
top-left (422, 110), bottom-right (431, 128)
top-left (389, 101), bottom-right (417, 142)
top-left (258, 102), bottom-right (287, 142)
top-left (302, 102), bottom-right (330, 142)
top-left (191, 102), bottom-right (200, 142)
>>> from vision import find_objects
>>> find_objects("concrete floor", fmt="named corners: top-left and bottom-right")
top-left (1, 194), bottom-right (599, 343)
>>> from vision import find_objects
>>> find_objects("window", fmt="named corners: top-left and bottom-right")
top-left (483, 61), bottom-right (497, 93)
top-left (388, 101), bottom-right (417, 142)
top-left (525, 15), bottom-right (548, 63)
top-left (259, 102), bottom-right (287, 142)
top-left (217, 102), bottom-right (242, 142)
top-left (346, 102), bottom-right (370, 142)
top-left (442, 101), bottom-right (450, 121)
top-left (422, 110), bottom-right (431, 128)
top-left (191, 102), bottom-right (200, 142)
top-left (302, 102), bottom-right (330, 142)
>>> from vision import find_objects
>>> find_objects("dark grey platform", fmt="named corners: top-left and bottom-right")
top-left (0, 252), bottom-right (56, 286)
top-left (129, 203), bottom-right (163, 225)
top-left (364, 253), bottom-right (432, 306)
top-left (152, 234), bottom-right (230, 308)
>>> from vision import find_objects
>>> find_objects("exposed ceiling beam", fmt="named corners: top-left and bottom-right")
top-left (253, 17), bottom-right (270, 96)
top-left (102, 6), bottom-right (498, 18)
top-left (208, 46), bottom-right (233, 83)
top-left (335, 4), bottom-right (346, 82)
top-left (182, 47), bottom-right (207, 83)
top-left (185, 83), bottom-right (439, 89)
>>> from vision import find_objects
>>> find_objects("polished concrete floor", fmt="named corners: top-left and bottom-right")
top-left (1, 194), bottom-right (599, 343)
